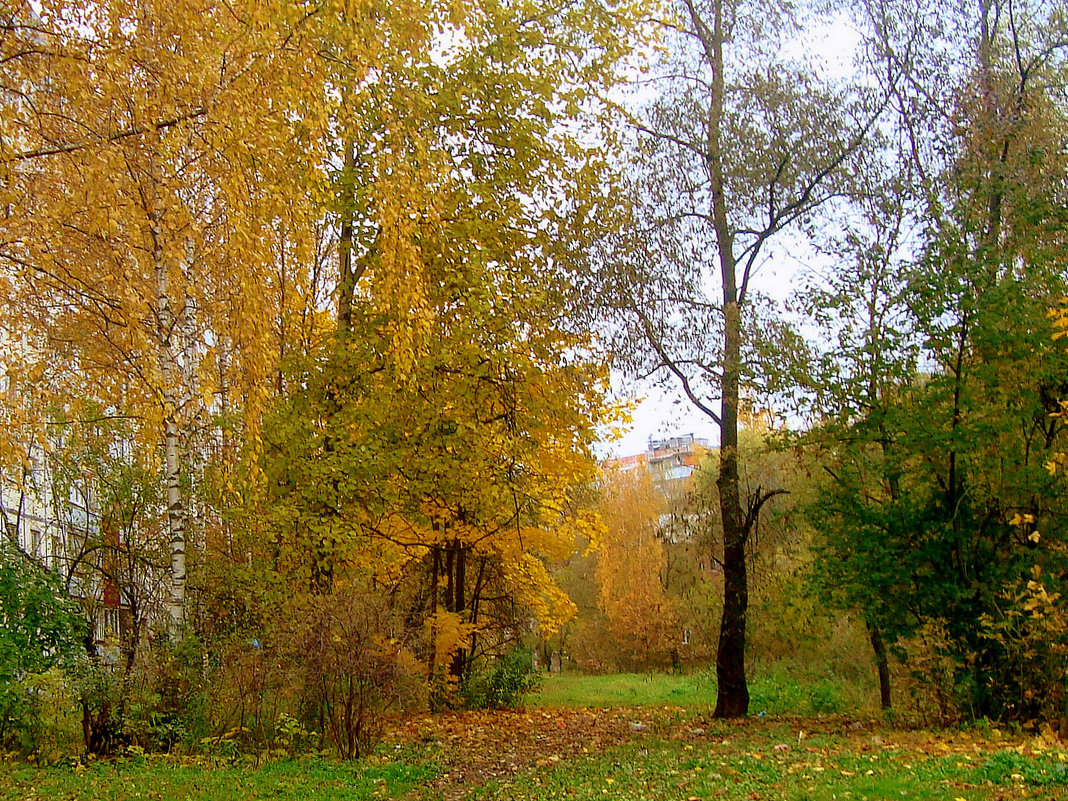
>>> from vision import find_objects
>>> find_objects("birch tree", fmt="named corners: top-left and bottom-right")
top-left (0, 0), bottom-right (327, 627)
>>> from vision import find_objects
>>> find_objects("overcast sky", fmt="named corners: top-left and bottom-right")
top-left (601, 16), bottom-right (862, 459)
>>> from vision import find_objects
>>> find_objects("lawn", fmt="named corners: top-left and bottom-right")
top-left (527, 667), bottom-right (867, 716)
top-left (3, 673), bottom-right (1067, 801)
top-left (1, 758), bottom-right (434, 801)
top-left (472, 722), bottom-right (1068, 801)
top-left (527, 670), bottom-right (719, 708)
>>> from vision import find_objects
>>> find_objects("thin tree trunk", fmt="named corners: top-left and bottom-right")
top-left (701, 0), bottom-right (749, 719)
top-left (868, 620), bottom-right (892, 710)
top-left (337, 138), bottom-right (356, 335)
top-left (152, 200), bottom-right (186, 630)
top-left (162, 347), bottom-right (185, 626)
top-left (428, 542), bottom-right (440, 684)
top-left (468, 556), bottom-right (486, 667)
top-left (450, 540), bottom-right (467, 681)
top-left (872, 435), bottom-right (897, 711)
top-left (444, 542), bottom-right (455, 609)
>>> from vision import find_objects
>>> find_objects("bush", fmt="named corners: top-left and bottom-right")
top-left (141, 632), bottom-right (211, 752)
top-left (462, 648), bottom-right (541, 710)
top-left (891, 620), bottom-right (973, 726)
top-left (284, 590), bottom-right (424, 759)
top-left (201, 634), bottom-right (294, 755)
top-left (0, 539), bottom-right (84, 758)
top-left (748, 662), bottom-right (852, 716)
top-left (3, 668), bottom-right (82, 763)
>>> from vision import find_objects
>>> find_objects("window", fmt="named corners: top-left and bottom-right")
top-left (95, 608), bottom-right (121, 643)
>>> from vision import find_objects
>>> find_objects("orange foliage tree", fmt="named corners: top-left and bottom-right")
top-left (594, 468), bottom-right (679, 670)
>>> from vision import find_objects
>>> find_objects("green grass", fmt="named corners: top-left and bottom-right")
top-left (473, 729), bottom-right (1068, 801)
top-left (5, 672), bottom-right (1066, 801)
top-left (528, 671), bottom-right (719, 708)
top-left (6, 731), bottom-right (1065, 801)
top-left (528, 668), bottom-right (862, 716)
top-left (0, 756), bottom-right (435, 801)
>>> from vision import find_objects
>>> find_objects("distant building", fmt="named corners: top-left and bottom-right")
top-left (601, 434), bottom-right (715, 660)
top-left (646, 434), bottom-right (708, 485)
top-left (604, 433), bottom-right (708, 484)
top-left (0, 354), bottom-right (147, 655)
top-left (0, 450), bottom-right (133, 652)
top-left (603, 433), bottom-right (709, 545)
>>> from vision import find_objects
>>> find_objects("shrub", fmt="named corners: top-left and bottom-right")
top-left (462, 647), bottom-right (541, 710)
top-left (0, 539), bottom-right (84, 758)
top-left (4, 668), bottom-right (82, 763)
top-left (285, 590), bottom-right (424, 759)
top-left (201, 633), bottom-right (295, 754)
top-left (142, 632), bottom-right (211, 752)
top-left (748, 662), bottom-right (852, 716)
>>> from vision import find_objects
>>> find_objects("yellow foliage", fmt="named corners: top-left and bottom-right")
top-left (594, 468), bottom-right (680, 667)
top-left (1, 0), bottom-right (644, 643)
top-left (427, 608), bottom-right (477, 668)
top-left (1049, 299), bottom-right (1068, 341)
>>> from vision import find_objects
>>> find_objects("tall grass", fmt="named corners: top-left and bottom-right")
top-left (528, 665), bottom-right (875, 716)
top-left (529, 672), bottom-right (718, 708)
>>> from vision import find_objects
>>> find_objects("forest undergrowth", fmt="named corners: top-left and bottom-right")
top-left (4, 673), bottom-right (1067, 801)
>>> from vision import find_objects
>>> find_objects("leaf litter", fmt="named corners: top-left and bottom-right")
top-left (386, 707), bottom-right (1068, 801)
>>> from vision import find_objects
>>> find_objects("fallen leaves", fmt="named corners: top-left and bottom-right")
top-left (389, 707), bottom-right (657, 800)
top-left (385, 707), bottom-right (1068, 801)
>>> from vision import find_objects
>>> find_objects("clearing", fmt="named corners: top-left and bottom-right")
top-left (3, 674), bottom-right (1066, 800)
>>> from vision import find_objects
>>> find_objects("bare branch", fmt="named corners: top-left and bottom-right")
top-left (5, 107), bottom-right (208, 163)
top-left (635, 305), bottom-right (722, 426)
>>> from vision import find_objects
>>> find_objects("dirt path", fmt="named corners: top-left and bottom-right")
top-left (391, 707), bottom-right (673, 800)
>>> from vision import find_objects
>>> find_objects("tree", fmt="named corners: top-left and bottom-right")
top-left (0, 0), bottom-right (337, 628)
top-left (597, 0), bottom-right (882, 716)
top-left (260, 291), bottom-right (610, 685)
top-left (0, 0), bottom-right (646, 750)
top-left (804, 0), bottom-right (1068, 722)
top-left (245, 0), bottom-right (643, 698)
top-left (595, 468), bottom-right (679, 670)
top-left (797, 142), bottom-right (923, 710)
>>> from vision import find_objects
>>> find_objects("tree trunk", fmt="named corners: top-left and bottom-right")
top-left (702, 0), bottom-right (749, 719)
top-left (468, 556), bottom-right (487, 668)
top-left (714, 306), bottom-right (749, 719)
top-left (337, 138), bottom-right (356, 335)
top-left (868, 620), bottom-right (892, 710)
top-left (162, 357), bottom-right (185, 625)
top-left (449, 540), bottom-right (467, 681)
top-left (152, 200), bottom-right (186, 630)
top-left (428, 542), bottom-right (440, 684)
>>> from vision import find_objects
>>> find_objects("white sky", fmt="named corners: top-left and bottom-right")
top-left (601, 15), bottom-right (862, 459)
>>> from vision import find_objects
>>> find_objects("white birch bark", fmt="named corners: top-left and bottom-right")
top-left (153, 217), bottom-right (186, 629)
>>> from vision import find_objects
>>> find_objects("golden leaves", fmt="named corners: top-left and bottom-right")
top-left (594, 468), bottom-right (679, 663)
top-left (3, 0), bottom-right (637, 639)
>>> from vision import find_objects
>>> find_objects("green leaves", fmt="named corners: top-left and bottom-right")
top-left (802, 0), bottom-right (1068, 723)
top-left (0, 540), bottom-right (83, 679)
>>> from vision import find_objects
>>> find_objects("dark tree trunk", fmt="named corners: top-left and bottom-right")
top-left (449, 540), bottom-right (467, 681)
top-left (337, 138), bottom-right (356, 335)
top-left (698, 0), bottom-right (750, 719)
top-left (714, 533), bottom-right (749, 717)
top-left (713, 303), bottom-right (749, 717)
top-left (428, 542), bottom-right (440, 684)
top-left (868, 621), bottom-right (892, 710)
